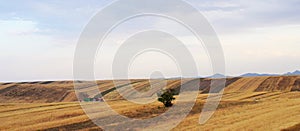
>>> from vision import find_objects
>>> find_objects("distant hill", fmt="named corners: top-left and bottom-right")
top-left (206, 73), bottom-right (226, 78)
top-left (240, 73), bottom-right (278, 77)
top-left (240, 70), bottom-right (300, 77)
top-left (0, 75), bottom-right (300, 103)
top-left (130, 70), bottom-right (300, 79)
top-left (284, 70), bottom-right (300, 76)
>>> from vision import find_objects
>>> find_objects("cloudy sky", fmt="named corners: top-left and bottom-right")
top-left (0, 0), bottom-right (299, 82)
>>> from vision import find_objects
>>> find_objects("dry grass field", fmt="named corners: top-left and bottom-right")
top-left (0, 76), bottom-right (300, 130)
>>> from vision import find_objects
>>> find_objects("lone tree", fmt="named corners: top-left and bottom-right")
top-left (157, 90), bottom-right (175, 107)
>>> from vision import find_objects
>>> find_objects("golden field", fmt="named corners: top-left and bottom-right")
top-left (0, 76), bottom-right (300, 130)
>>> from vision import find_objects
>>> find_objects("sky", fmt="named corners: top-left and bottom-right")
top-left (0, 0), bottom-right (299, 82)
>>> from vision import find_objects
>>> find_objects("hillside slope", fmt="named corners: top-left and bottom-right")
top-left (0, 76), bottom-right (300, 130)
top-left (0, 76), bottom-right (299, 103)
top-left (1, 91), bottom-right (300, 130)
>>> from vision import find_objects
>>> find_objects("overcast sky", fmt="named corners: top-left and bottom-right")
top-left (0, 0), bottom-right (299, 82)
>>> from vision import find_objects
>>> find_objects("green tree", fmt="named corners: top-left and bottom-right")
top-left (157, 90), bottom-right (175, 107)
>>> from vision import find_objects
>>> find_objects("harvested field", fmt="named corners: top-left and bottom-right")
top-left (0, 76), bottom-right (299, 130)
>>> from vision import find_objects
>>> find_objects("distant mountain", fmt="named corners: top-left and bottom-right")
top-left (206, 73), bottom-right (226, 78)
top-left (240, 70), bottom-right (300, 77)
top-left (283, 70), bottom-right (300, 76)
top-left (240, 73), bottom-right (279, 77)
top-left (178, 70), bottom-right (300, 79)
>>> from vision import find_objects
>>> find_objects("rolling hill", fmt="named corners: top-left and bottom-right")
top-left (0, 76), bottom-right (299, 103)
top-left (0, 76), bottom-right (299, 130)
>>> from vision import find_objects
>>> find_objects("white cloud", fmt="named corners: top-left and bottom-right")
top-left (0, 19), bottom-right (74, 82)
top-left (0, 0), bottom-right (300, 81)
top-left (188, 0), bottom-right (300, 34)
top-left (220, 24), bottom-right (300, 75)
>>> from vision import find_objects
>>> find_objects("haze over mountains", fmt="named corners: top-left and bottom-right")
top-left (240, 70), bottom-right (300, 77)
top-left (206, 70), bottom-right (300, 78)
